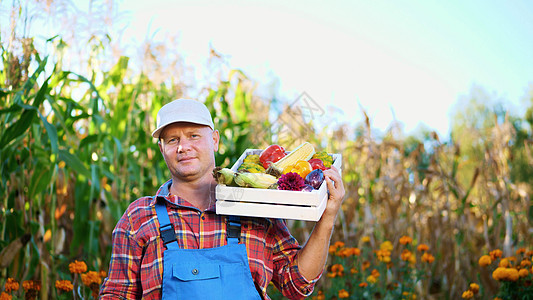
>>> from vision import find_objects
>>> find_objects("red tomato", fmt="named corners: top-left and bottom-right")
top-left (308, 158), bottom-right (326, 170)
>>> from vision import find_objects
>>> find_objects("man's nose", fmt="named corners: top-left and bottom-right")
top-left (177, 139), bottom-right (191, 153)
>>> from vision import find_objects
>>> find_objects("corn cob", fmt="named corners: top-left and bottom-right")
top-left (266, 142), bottom-right (315, 177)
top-left (213, 167), bottom-right (236, 185)
top-left (234, 172), bottom-right (278, 189)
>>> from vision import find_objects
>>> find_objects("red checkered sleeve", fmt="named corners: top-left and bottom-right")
top-left (99, 197), bottom-right (156, 299)
top-left (269, 219), bottom-right (321, 299)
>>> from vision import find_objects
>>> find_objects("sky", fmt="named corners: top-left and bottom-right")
top-left (7, 0), bottom-right (533, 137)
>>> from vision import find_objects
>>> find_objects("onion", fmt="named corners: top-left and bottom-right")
top-left (304, 169), bottom-right (324, 190)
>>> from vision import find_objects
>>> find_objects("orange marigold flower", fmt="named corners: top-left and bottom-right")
top-left (520, 259), bottom-right (532, 268)
top-left (380, 241), bottom-right (393, 251)
top-left (494, 298), bottom-right (503, 300)
top-left (490, 249), bottom-right (503, 260)
top-left (417, 244), bottom-right (429, 252)
top-left (81, 271), bottom-right (102, 287)
top-left (399, 236), bottom-right (413, 245)
top-left (518, 268), bottom-right (529, 278)
top-left (422, 253), bottom-right (435, 263)
top-left (69, 260), bottom-right (87, 274)
top-left (409, 254), bottom-right (417, 264)
top-left (478, 255), bottom-right (492, 267)
top-left (338, 289), bottom-right (349, 299)
top-left (492, 267), bottom-right (506, 281)
top-left (337, 248), bottom-right (350, 258)
top-left (371, 269), bottom-right (380, 278)
top-left (22, 280), bottom-right (41, 291)
top-left (516, 248), bottom-right (526, 255)
top-left (99, 270), bottom-right (107, 279)
top-left (402, 291), bottom-right (417, 300)
top-left (462, 290), bottom-right (474, 299)
top-left (401, 249), bottom-right (413, 261)
top-left (469, 283), bottom-right (479, 294)
top-left (333, 241), bottom-right (345, 249)
top-left (331, 264), bottom-right (344, 276)
top-left (55, 280), bottom-right (74, 292)
top-left (328, 245), bottom-right (338, 255)
top-left (0, 292), bottom-right (12, 300)
top-left (4, 278), bottom-right (19, 293)
top-left (376, 249), bottom-right (392, 263)
top-left (350, 268), bottom-right (358, 274)
top-left (526, 250), bottom-right (533, 257)
top-left (366, 275), bottom-right (377, 284)
top-left (326, 272), bottom-right (336, 278)
top-left (315, 290), bottom-right (325, 300)
top-left (359, 282), bottom-right (368, 288)
top-left (506, 268), bottom-right (519, 281)
top-left (499, 258), bottom-right (510, 268)
top-left (362, 261), bottom-right (371, 271)
top-left (361, 236), bottom-right (371, 243)
top-left (507, 256), bottom-right (516, 262)
top-left (312, 290), bottom-right (325, 300)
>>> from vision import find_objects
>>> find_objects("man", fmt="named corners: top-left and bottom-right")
top-left (99, 99), bottom-right (345, 299)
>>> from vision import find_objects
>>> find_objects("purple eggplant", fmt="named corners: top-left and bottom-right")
top-left (305, 169), bottom-right (324, 190)
top-left (301, 184), bottom-right (314, 192)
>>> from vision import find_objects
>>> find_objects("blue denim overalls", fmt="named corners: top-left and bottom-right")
top-left (155, 197), bottom-right (262, 299)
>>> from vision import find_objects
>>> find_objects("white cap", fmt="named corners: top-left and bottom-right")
top-left (152, 99), bottom-right (214, 138)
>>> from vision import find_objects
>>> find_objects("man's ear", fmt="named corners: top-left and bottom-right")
top-left (213, 130), bottom-right (220, 152)
top-left (158, 140), bottom-right (163, 153)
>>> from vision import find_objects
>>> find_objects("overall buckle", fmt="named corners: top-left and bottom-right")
top-left (160, 223), bottom-right (177, 244)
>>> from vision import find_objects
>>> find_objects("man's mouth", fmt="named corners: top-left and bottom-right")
top-left (178, 156), bottom-right (196, 162)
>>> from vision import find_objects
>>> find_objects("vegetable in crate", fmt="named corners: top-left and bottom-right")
top-left (234, 172), bottom-right (278, 189)
top-left (282, 160), bottom-right (313, 178)
top-left (259, 145), bottom-right (286, 169)
top-left (311, 150), bottom-right (333, 168)
top-left (305, 169), bottom-right (325, 190)
top-left (277, 172), bottom-right (306, 191)
top-left (238, 162), bottom-right (266, 173)
top-left (243, 154), bottom-right (261, 164)
top-left (308, 158), bottom-right (326, 170)
top-left (266, 142), bottom-right (315, 177)
top-left (301, 184), bottom-right (314, 192)
top-left (213, 167), bottom-right (236, 185)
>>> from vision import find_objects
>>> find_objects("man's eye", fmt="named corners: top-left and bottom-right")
top-left (167, 138), bottom-right (177, 144)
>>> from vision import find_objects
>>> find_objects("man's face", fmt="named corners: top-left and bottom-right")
top-left (158, 122), bottom-right (219, 182)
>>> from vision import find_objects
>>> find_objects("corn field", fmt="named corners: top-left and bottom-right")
top-left (1, 1), bottom-right (533, 299)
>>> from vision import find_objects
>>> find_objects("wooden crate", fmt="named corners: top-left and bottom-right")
top-left (215, 149), bottom-right (342, 221)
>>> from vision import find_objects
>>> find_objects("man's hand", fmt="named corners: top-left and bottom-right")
top-left (321, 166), bottom-right (346, 221)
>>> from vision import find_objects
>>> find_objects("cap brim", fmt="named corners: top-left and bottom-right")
top-left (152, 119), bottom-right (213, 138)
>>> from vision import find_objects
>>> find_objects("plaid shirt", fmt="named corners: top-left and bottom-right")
top-left (99, 180), bottom-right (320, 299)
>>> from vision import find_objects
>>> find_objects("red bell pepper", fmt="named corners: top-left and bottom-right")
top-left (308, 158), bottom-right (326, 170)
top-left (259, 145), bottom-right (286, 169)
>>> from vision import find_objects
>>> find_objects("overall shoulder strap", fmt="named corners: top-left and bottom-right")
top-left (154, 197), bottom-right (179, 250)
top-left (226, 215), bottom-right (241, 245)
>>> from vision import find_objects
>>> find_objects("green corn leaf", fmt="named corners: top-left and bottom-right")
top-left (58, 149), bottom-right (91, 178)
top-left (29, 167), bottom-right (53, 199)
top-left (0, 77), bottom-right (50, 148)
top-left (37, 111), bottom-right (58, 155)
top-left (80, 134), bottom-right (100, 150)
